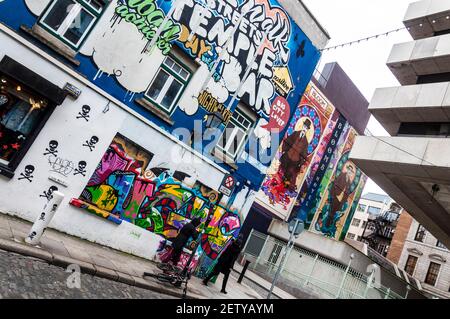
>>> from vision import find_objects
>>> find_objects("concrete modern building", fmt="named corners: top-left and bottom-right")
top-left (388, 211), bottom-right (450, 299)
top-left (0, 0), bottom-right (329, 277)
top-left (347, 193), bottom-right (393, 241)
top-left (350, 0), bottom-right (450, 248)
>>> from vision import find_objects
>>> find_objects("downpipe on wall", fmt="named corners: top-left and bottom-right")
top-left (25, 191), bottom-right (64, 245)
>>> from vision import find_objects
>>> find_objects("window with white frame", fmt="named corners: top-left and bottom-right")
top-left (217, 105), bottom-right (255, 160)
top-left (145, 56), bottom-right (191, 114)
top-left (357, 204), bottom-right (366, 212)
top-left (351, 218), bottom-right (361, 227)
top-left (347, 233), bottom-right (356, 240)
top-left (39, 0), bottom-right (106, 49)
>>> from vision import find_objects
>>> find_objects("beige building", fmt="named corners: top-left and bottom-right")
top-left (389, 211), bottom-right (450, 299)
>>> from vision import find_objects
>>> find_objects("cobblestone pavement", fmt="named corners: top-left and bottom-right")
top-left (0, 249), bottom-right (175, 299)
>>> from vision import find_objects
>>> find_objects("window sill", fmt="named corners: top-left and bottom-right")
top-left (20, 24), bottom-right (80, 67)
top-left (135, 98), bottom-right (175, 126)
top-left (0, 164), bottom-right (15, 179)
top-left (211, 148), bottom-right (238, 171)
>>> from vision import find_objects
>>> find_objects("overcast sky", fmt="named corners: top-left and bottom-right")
top-left (302, 0), bottom-right (415, 196)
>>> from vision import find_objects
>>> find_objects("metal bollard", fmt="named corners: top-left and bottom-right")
top-left (25, 191), bottom-right (64, 245)
top-left (238, 260), bottom-right (251, 284)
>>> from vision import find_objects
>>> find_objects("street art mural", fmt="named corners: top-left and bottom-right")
top-left (74, 0), bottom-right (320, 151)
top-left (69, 132), bottom-right (242, 276)
top-left (0, 0), bottom-right (321, 192)
top-left (308, 129), bottom-right (366, 240)
top-left (256, 83), bottom-right (335, 215)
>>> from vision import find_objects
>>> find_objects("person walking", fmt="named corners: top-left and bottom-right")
top-left (202, 234), bottom-right (244, 294)
top-left (169, 217), bottom-right (201, 265)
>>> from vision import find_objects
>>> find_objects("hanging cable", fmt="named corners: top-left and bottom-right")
top-left (320, 16), bottom-right (450, 52)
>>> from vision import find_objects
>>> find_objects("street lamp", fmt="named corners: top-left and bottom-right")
top-left (267, 218), bottom-right (304, 299)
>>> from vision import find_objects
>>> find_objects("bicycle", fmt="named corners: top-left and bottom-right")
top-left (143, 263), bottom-right (191, 297)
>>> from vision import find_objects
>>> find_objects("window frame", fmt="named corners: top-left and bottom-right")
top-left (424, 262), bottom-right (441, 286)
top-left (414, 224), bottom-right (426, 243)
top-left (404, 255), bottom-right (418, 276)
top-left (216, 104), bottom-right (256, 160)
top-left (436, 240), bottom-right (447, 250)
top-left (0, 74), bottom-right (57, 177)
top-left (351, 218), bottom-right (361, 227)
top-left (144, 55), bottom-right (193, 115)
top-left (38, 0), bottom-right (107, 50)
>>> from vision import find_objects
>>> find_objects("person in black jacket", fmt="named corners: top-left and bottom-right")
top-left (202, 234), bottom-right (244, 294)
top-left (170, 217), bottom-right (201, 265)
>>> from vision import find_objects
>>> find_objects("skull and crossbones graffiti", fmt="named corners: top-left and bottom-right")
top-left (82, 136), bottom-right (98, 152)
top-left (18, 165), bottom-right (35, 182)
top-left (40, 185), bottom-right (58, 201)
top-left (76, 105), bottom-right (91, 122)
top-left (39, 212), bottom-right (46, 221)
top-left (74, 161), bottom-right (87, 176)
top-left (28, 231), bottom-right (37, 241)
top-left (43, 140), bottom-right (59, 157)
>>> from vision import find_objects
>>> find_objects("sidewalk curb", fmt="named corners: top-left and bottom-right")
top-left (0, 236), bottom-right (199, 299)
top-left (231, 268), bottom-right (284, 299)
top-left (0, 238), bottom-right (53, 263)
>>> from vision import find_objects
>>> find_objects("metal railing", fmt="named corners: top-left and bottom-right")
top-left (243, 230), bottom-right (404, 299)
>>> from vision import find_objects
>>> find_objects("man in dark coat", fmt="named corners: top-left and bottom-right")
top-left (202, 234), bottom-right (244, 294)
top-left (279, 118), bottom-right (312, 189)
top-left (170, 218), bottom-right (201, 265)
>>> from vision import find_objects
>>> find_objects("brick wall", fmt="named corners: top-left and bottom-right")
top-left (386, 211), bottom-right (413, 265)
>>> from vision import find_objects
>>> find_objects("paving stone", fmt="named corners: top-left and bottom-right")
top-left (0, 249), bottom-right (175, 299)
top-left (39, 238), bottom-right (70, 257)
top-left (93, 265), bottom-right (119, 281)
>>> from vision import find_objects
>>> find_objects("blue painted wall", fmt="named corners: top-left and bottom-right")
top-left (0, 0), bottom-right (321, 193)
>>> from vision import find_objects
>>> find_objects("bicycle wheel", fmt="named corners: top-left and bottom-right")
top-left (143, 272), bottom-right (173, 284)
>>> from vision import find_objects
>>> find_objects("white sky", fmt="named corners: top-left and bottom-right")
top-left (302, 0), bottom-right (415, 195)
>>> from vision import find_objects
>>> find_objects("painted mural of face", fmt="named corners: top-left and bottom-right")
top-left (343, 162), bottom-right (356, 185)
top-left (18, 165), bottom-right (35, 182)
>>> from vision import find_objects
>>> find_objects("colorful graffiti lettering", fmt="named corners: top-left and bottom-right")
top-left (71, 134), bottom-right (241, 269)
top-left (174, 0), bottom-right (293, 115)
top-left (114, 0), bottom-right (182, 55)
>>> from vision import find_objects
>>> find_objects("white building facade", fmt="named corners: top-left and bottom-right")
top-left (398, 219), bottom-right (450, 299)
top-left (346, 193), bottom-right (393, 241)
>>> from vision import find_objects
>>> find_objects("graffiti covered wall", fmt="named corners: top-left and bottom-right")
top-left (254, 81), bottom-right (368, 240)
top-left (309, 129), bottom-right (366, 240)
top-left (0, 0), bottom-right (321, 191)
top-left (255, 83), bottom-right (335, 218)
top-left (70, 133), bottom-right (242, 274)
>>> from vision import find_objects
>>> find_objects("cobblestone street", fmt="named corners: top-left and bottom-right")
top-left (0, 249), bottom-right (175, 299)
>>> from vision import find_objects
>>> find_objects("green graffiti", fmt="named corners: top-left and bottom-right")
top-left (115, 0), bottom-right (181, 55)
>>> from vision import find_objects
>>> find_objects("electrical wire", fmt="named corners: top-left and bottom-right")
top-left (320, 16), bottom-right (450, 52)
